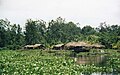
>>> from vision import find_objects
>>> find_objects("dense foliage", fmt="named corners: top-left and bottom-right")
top-left (0, 19), bottom-right (24, 50)
top-left (0, 17), bottom-right (120, 49)
top-left (0, 50), bottom-right (120, 74)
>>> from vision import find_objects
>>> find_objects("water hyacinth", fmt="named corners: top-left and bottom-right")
top-left (0, 50), bottom-right (120, 74)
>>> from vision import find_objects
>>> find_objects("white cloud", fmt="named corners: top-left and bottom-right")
top-left (0, 0), bottom-right (120, 27)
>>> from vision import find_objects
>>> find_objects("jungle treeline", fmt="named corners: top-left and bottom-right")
top-left (0, 17), bottom-right (120, 50)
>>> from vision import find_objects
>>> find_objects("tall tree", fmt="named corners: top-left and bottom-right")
top-left (16, 24), bottom-right (25, 46)
top-left (0, 19), bottom-right (11, 47)
top-left (46, 17), bottom-right (81, 45)
top-left (25, 19), bottom-right (46, 45)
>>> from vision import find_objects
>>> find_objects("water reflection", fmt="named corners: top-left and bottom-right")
top-left (81, 72), bottom-right (120, 75)
top-left (75, 55), bottom-right (120, 75)
top-left (75, 55), bottom-right (107, 65)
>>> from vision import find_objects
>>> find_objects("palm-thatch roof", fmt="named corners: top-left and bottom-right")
top-left (53, 44), bottom-right (64, 47)
top-left (65, 42), bottom-right (105, 49)
top-left (24, 44), bottom-right (44, 49)
top-left (91, 44), bottom-right (105, 49)
top-left (64, 41), bottom-right (91, 52)
top-left (64, 41), bottom-right (91, 48)
top-left (52, 44), bottom-right (64, 50)
top-left (24, 45), bottom-right (34, 48)
top-left (34, 44), bottom-right (43, 47)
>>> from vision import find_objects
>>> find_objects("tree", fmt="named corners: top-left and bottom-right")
top-left (81, 25), bottom-right (96, 35)
top-left (97, 23), bottom-right (120, 48)
top-left (46, 17), bottom-right (81, 45)
top-left (25, 19), bottom-right (46, 45)
top-left (0, 18), bottom-right (120, 49)
top-left (0, 19), bottom-right (10, 47)
top-left (16, 24), bottom-right (25, 46)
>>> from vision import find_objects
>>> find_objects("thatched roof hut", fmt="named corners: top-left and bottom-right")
top-left (52, 44), bottom-right (64, 50)
top-left (34, 44), bottom-right (42, 47)
top-left (65, 42), bottom-right (105, 49)
top-left (24, 44), bottom-right (45, 49)
top-left (24, 45), bottom-right (35, 49)
top-left (65, 42), bottom-right (91, 49)
top-left (34, 44), bottom-right (45, 49)
top-left (91, 44), bottom-right (105, 49)
top-left (64, 42), bottom-right (91, 52)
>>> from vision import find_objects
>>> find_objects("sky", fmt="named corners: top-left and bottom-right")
top-left (0, 0), bottom-right (120, 28)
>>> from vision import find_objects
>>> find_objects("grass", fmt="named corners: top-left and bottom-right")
top-left (0, 49), bottom-right (120, 75)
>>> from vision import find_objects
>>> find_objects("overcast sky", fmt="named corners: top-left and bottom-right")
top-left (0, 0), bottom-right (120, 27)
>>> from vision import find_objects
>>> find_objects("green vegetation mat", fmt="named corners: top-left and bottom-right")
top-left (0, 50), bottom-right (120, 75)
